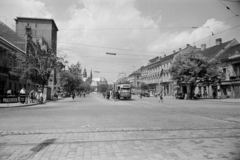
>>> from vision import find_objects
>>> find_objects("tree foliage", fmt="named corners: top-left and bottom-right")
top-left (78, 82), bottom-right (91, 92)
top-left (60, 62), bottom-right (82, 93)
top-left (97, 84), bottom-right (108, 93)
top-left (169, 52), bottom-right (223, 87)
top-left (22, 40), bottom-right (63, 92)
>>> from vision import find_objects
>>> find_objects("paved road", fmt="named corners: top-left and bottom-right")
top-left (0, 94), bottom-right (240, 160)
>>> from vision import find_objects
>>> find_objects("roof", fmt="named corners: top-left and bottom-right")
top-left (90, 81), bottom-right (98, 87)
top-left (128, 69), bottom-right (141, 77)
top-left (92, 77), bottom-right (108, 82)
top-left (200, 40), bottom-right (232, 60)
top-left (0, 21), bottom-right (26, 51)
top-left (143, 52), bottom-right (177, 69)
top-left (0, 37), bottom-right (25, 54)
top-left (220, 44), bottom-right (240, 62)
top-left (15, 17), bottom-right (59, 31)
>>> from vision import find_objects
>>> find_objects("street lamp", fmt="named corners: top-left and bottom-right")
top-left (106, 52), bottom-right (116, 55)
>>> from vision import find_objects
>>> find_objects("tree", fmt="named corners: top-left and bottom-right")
top-left (22, 39), bottom-right (62, 92)
top-left (169, 52), bottom-right (223, 98)
top-left (97, 84), bottom-right (108, 93)
top-left (85, 77), bottom-right (92, 84)
top-left (60, 62), bottom-right (82, 93)
top-left (78, 82), bottom-right (91, 92)
top-left (140, 82), bottom-right (149, 92)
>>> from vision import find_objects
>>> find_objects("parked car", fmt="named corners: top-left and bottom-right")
top-left (176, 92), bottom-right (184, 99)
top-left (141, 92), bottom-right (150, 97)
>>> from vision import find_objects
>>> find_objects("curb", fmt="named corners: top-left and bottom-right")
top-left (0, 97), bottom-right (65, 108)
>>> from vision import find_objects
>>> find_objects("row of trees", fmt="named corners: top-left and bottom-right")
top-left (132, 52), bottom-right (223, 98)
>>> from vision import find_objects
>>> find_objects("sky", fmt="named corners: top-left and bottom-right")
top-left (0, 0), bottom-right (240, 83)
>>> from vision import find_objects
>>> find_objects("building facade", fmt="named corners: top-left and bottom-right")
top-left (140, 44), bottom-right (199, 96)
top-left (0, 21), bottom-right (27, 96)
top-left (193, 38), bottom-right (239, 99)
top-left (15, 17), bottom-right (59, 94)
top-left (127, 68), bottom-right (142, 94)
top-left (220, 44), bottom-right (240, 98)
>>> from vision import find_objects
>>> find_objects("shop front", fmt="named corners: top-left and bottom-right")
top-left (221, 79), bottom-right (240, 98)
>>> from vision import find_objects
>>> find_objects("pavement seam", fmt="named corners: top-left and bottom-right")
top-left (2, 135), bottom-right (240, 146)
top-left (1, 127), bottom-right (240, 135)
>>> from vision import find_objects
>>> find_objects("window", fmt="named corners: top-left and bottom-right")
top-left (121, 88), bottom-right (130, 92)
top-left (223, 68), bottom-right (226, 79)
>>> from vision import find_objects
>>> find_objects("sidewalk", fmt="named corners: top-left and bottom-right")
top-left (142, 95), bottom-right (240, 104)
top-left (0, 97), bottom-right (65, 108)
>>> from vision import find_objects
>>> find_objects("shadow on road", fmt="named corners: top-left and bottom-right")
top-left (31, 138), bottom-right (56, 153)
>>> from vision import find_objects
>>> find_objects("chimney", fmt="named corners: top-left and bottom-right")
top-left (179, 48), bottom-right (181, 51)
top-left (173, 50), bottom-right (175, 53)
top-left (201, 44), bottom-right (206, 51)
top-left (186, 44), bottom-right (190, 47)
top-left (216, 38), bottom-right (222, 45)
top-left (164, 54), bottom-right (166, 57)
top-left (159, 56), bottom-right (162, 59)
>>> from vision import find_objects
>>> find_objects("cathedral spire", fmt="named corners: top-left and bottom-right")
top-left (90, 69), bottom-right (92, 79)
top-left (83, 68), bottom-right (87, 78)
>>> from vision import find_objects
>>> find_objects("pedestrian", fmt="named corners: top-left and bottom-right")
top-left (106, 90), bottom-right (110, 100)
top-left (110, 90), bottom-right (112, 99)
top-left (203, 90), bottom-right (207, 98)
top-left (159, 92), bottom-right (163, 102)
top-left (72, 92), bottom-right (75, 99)
top-left (212, 90), bottom-right (217, 99)
top-left (29, 90), bottom-right (34, 103)
top-left (83, 91), bottom-right (86, 97)
top-left (40, 91), bottom-right (43, 104)
top-left (217, 89), bottom-right (221, 100)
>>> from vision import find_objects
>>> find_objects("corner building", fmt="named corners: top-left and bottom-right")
top-left (15, 17), bottom-right (59, 94)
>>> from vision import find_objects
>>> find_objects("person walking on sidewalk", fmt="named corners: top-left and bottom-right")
top-left (72, 92), bottom-right (75, 100)
top-left (217, 89), bottom-right (221, 100)
top-left (159, 92), bottom-right (163, 102)
top-left (83, 91), bottom-right (86, 97)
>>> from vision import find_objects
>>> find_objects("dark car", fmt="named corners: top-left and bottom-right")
top-left (176, 92), bottom-right (184, 99)
top-left (141, 92), bottom-right (150, 97)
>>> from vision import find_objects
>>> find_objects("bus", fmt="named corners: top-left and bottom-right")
top-left (114, 84), bottom-right (131, 100)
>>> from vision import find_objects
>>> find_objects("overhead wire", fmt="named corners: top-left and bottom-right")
top-left (219, 0), bottom-right (239, 16)
top-left (59, 24), bottom-right (240, 58)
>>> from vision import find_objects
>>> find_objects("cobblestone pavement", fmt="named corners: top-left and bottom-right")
top-left (1, 128), bottom-right (240, 160)
top-left (1, 94), bottom-right (240, 160)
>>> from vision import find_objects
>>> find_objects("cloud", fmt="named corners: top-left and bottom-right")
top-left (0, 0), bottom-right (52, 28)
top-left (147, 18), bottom-right (230, 55)
top-left (0, 0), bottom-right (231, 82)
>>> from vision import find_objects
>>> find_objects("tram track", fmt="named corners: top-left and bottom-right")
top-left (1, 126), bottom-right (240, 136)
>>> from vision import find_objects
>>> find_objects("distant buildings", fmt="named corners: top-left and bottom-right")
top-left (91, 77), bottom-right (108, 92)
top-left (128, 38), bottom-right (240, 98)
